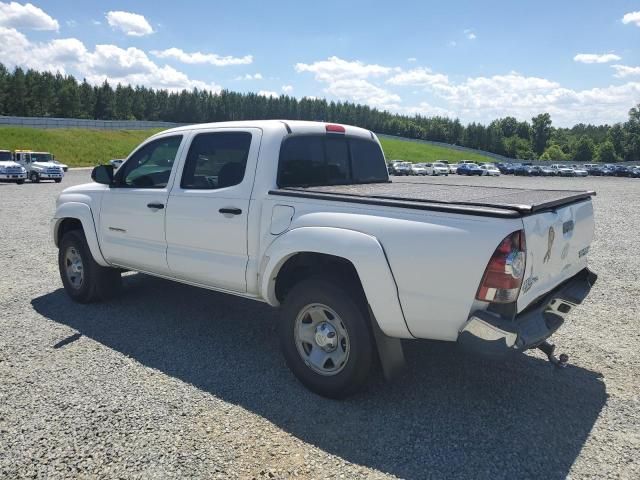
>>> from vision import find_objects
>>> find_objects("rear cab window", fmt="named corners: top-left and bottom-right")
top-left (277, 135), bottom-right (388, 187)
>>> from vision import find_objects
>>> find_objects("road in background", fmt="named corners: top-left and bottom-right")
top-left (0, 171), bottom-right (638, 479)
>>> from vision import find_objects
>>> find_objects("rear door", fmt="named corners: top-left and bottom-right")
top-left (518, 199), bottom-right (595, 311)
top-left (165, 128), bottom-right (262, 292)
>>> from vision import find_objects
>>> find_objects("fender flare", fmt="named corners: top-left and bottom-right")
top-left (259, 226), bottom-right (412, 339)
top-left (52, 202), bottom-right (109, 267)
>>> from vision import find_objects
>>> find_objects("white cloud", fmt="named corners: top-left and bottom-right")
top-left (151, 47), bottom-right (252, 66)
top-left (611, 64), bottom-right (640, 78)
top-left (0, 1), bottom-right (59, 31)
top-left (258, 90), bottom-right (279, 98)
top-left (448, 40), bottom-right (457, 47)
top-left (295, 56), bottom-right (392, 82)
top-left (622, 11), bottom-right (640, 27)
top-left (0, 27), bottom-right (221, 92)
top-left (65, 19), bottom-right (77, 28)
top-left (295, 56), bottom-right (400, 109)
top-left (91, 19), bottom-right (101, 25)
top-left (387, 68), bottom-right (449, 87)
top-left (234, 73), bottom-right (262, 80)
top-left (407, 57), bottom-right (417, 63)
top-left (464, 29), bottom-right (476, 40)
top-left (282, 84), bottom-right (293, 93)
top-left (573, 53), bottom-right (621, 64)
top-left (106, 10), bottom-right (153, 37)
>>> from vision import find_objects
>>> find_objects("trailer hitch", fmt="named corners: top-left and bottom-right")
top-left (537, 340), bottom-right (569, 368)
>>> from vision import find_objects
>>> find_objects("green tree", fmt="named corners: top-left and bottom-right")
top-left (531, 113), bottom-right (552, 155)
top-left (540, 144), bottom-right (567, 161)
top-left (573, 135), bottom-right (595, 163)
top-left (504, 136), bottom-right (535, 159)
top-left (596, 141), bottom-right (618, 163)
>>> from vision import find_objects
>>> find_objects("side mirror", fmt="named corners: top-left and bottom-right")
top-left (91, 164), bottom-right (114, 185)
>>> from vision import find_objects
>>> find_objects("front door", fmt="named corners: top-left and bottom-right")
top-left (99, 135), bottom-right (185, 275)
top-left (165, 128), bottom-right (261, 292)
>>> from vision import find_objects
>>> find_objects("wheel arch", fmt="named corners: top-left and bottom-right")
top-left (52, 202), bottom-right (109, 266)
top-left (260, 226), bottom-right (412, 339)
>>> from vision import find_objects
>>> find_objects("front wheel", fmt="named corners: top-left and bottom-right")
top-left (54, 178), bottom-right (62, 183)
top-left (30, 172), bottom-right (40, 183)
top-left (16, 179), bottom-right (24, 185)
top-left (280, 277), bottom-right (374, 399)
top-left (59, 230), bottom-right (122, 303)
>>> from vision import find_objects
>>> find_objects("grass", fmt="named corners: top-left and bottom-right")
top-left (0, 126), bottom-right (494, 167)
top-left (0, 127), bottom-right (162, 167)
top-left (379, 137), bottom-right (493, 163)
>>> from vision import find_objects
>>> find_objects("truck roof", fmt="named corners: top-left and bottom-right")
top-left (154, 120), bottom-right (375, 140)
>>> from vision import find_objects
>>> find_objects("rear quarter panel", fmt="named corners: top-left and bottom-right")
top-left (258, 196), bottom-right (523, 341)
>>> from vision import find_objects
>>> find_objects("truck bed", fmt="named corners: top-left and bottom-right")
top-left (270, 180), bottom-right (595, 218)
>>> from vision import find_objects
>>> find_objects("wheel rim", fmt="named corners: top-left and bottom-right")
top-left (294, 303), bottom-right (350, 376)
top-left (64, 246), bottom-right (84, 289)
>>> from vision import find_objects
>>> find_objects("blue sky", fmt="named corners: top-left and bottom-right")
top-left (1, 0), bottom-right (639, 126)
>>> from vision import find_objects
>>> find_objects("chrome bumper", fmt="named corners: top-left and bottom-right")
top-left (458, 268), bottom-right (597, 356)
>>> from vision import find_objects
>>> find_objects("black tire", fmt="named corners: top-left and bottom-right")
top-left (30, 172), bottom-right (40, 183)
top-left (54, 178), bottom-right (62, 183)
top-left (16, 179), bottom-right (24, 185)
top-left (58, 230), bottom-right (122, 303)
top-left (280, 276), bottom-right (374, 399)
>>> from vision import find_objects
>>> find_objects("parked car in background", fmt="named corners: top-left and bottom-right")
top-left (410, 163), bottom-right (428, 176)
top-left (571, 166), bottom-right (589, 177)
top-left (109, 159), bottom-right (125, 170)
top-left (537, 166), bottom-right (556, 176)
top-left (584, 164), bottom-right (604, 176)
top-left (550, 164), bottom-right (576, 177)
top-left (52, 158), bottom-right (69, 172)
top-left (479, 164), bottom-right (501, 176)
top-left (496, 163), bottom-right (514, 174)
top-left (448, 163), bottom-right (460, 174)
top-left (612, 165), bottom-right (634, 177)
top-left (425, 162), bottom-right (449, 176)
top-left (456, 163), bottom-right (483, 175)
top-left (514, 164), bottom-right (534, 176)
top-left (0, 149), bottom-right (27, 184)
top-left (389, 161), bottom-right (412, 176)
top-left (629, 166), bottom-right (640, 178)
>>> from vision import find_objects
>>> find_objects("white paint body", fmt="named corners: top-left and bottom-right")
top-left (52, 120), bottom-right (595, 342)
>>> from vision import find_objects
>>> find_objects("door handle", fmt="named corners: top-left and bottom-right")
top-left (147, 202), bottom-right (165, 209)
top-left (219, 207), bottom-right (242, 215)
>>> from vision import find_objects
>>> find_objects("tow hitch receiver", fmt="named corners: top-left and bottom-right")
top-left (537, 340), bottom-right (569, 368)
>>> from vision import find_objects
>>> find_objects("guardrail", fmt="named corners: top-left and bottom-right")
top-left (0, 115), bottom-right (182, 130)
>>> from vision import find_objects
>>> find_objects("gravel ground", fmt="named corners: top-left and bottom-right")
top-left (0, 171), bottom-right (638, 479)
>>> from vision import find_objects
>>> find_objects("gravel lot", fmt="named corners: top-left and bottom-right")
top-left (0, 171), bottom-right (638, 479)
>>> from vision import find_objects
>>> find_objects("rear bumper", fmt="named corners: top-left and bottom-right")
top-left (458, 268), bottom-right (597, 356)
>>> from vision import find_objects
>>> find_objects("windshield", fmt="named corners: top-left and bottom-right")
top-left (0, 151), bottom-right (12, 161)
top-left (433, 163), bottom-right (446, 168)
top-left (31, 153), bottom-right (52, 162)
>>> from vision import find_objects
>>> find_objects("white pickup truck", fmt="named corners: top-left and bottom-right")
top-left (52, 120), bottom-right (597, 398)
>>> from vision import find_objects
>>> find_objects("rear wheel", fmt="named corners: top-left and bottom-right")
top-left (58, 230), bottom-right (122, 303)
top-left (280, 277), bottom-right (374, 399)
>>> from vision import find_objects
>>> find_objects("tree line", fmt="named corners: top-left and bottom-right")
top-left (0, 64), bottom-right (638, 162)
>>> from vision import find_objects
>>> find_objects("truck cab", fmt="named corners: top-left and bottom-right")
top-left (0, 149), bottom-right (27, 184)
top-left (15, 150), bottom-right (64, 183)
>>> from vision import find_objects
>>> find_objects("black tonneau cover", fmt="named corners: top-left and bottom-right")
top-left (269, 180), bottom-right (595, 218)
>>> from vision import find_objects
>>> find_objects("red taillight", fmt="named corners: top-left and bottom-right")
top-left (326, 124), bottom-right (345, 133)
top-left (476, 230), bottom-right (526, 304)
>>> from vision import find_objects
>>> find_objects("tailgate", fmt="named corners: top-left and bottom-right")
top-left (518, 199), bottom-right (595, 312)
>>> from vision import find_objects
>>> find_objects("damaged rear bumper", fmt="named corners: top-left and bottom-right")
top-left (458, 268), bottom-right (597, 356)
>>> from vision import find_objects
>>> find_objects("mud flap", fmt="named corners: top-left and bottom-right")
top-left (369, 307), bottom-right (406, 381)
